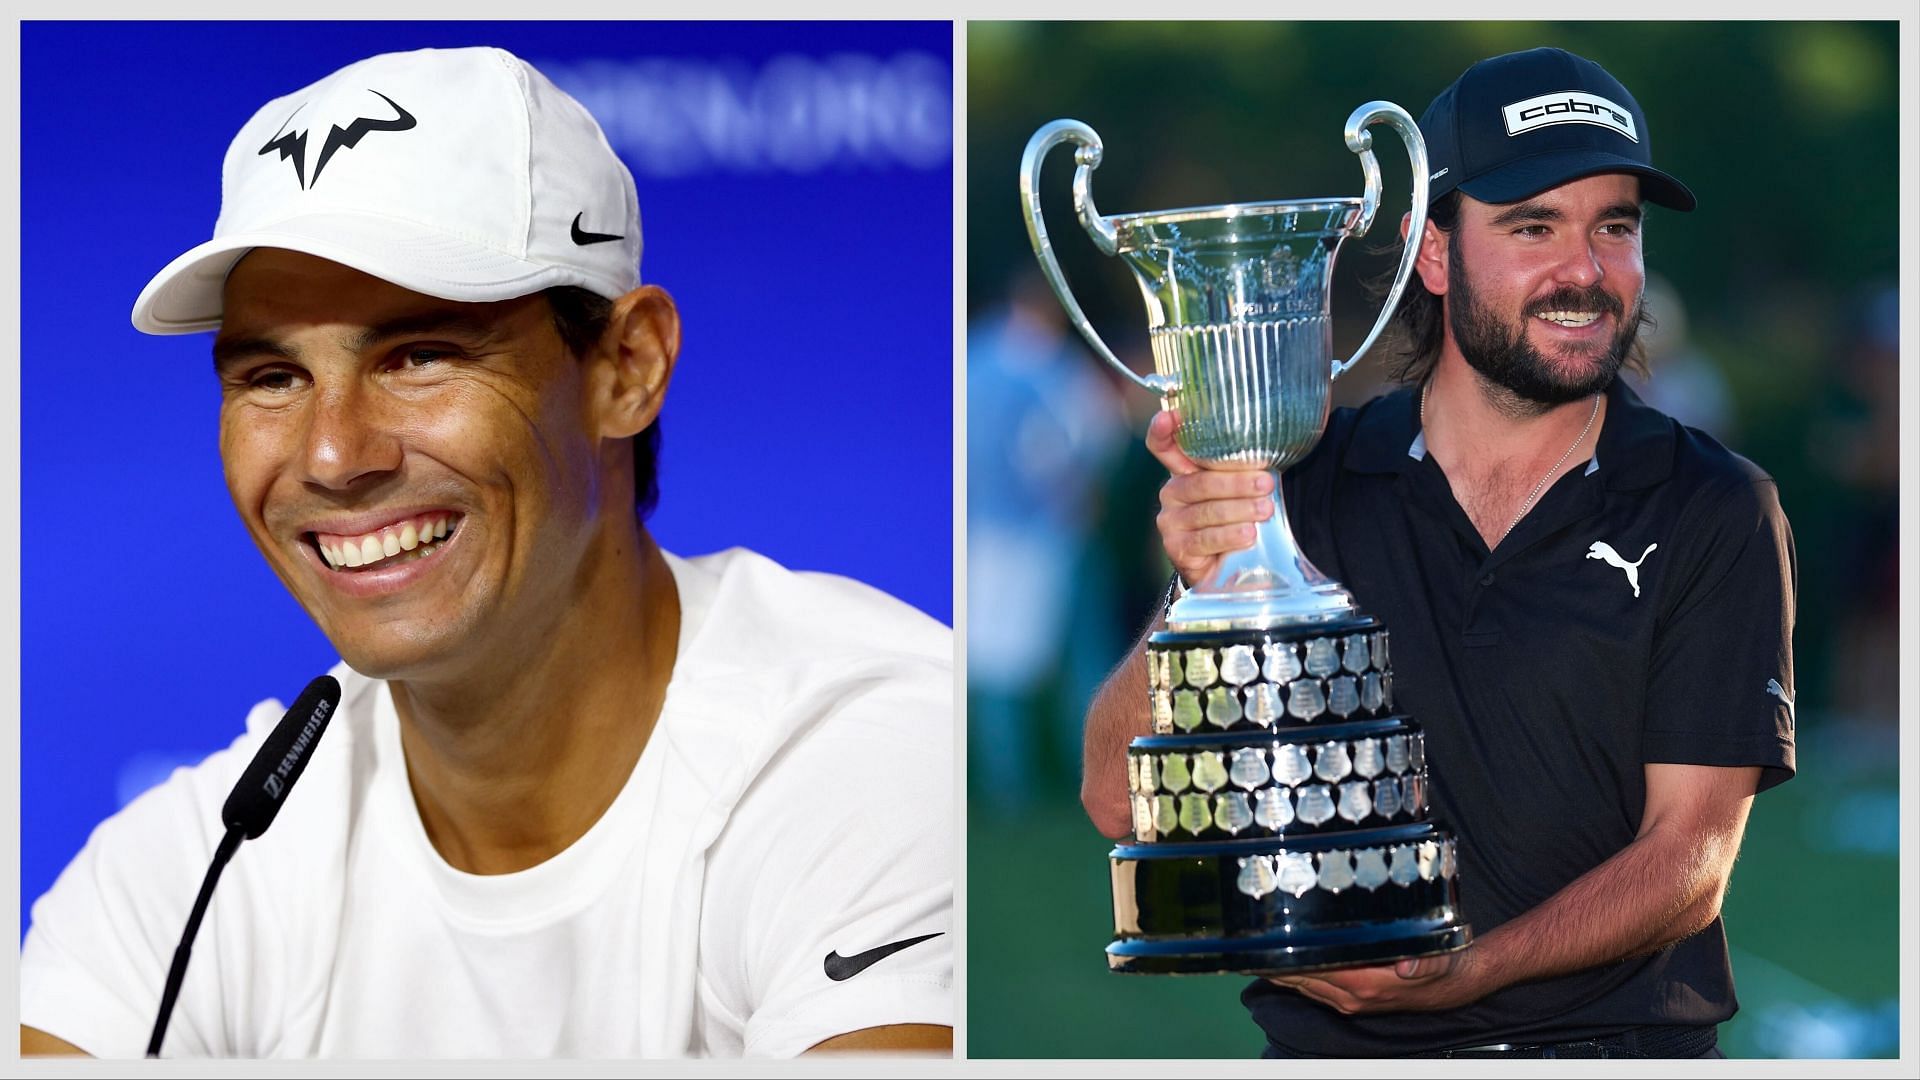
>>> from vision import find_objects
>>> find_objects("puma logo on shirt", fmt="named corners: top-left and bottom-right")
top-left (1766, 678), bottom-right (1795, 728)
top-left (1586, 540), bottom-right (1658, 598)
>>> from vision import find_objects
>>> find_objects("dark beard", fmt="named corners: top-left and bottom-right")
top-left (1447, 244), bottom-right (1644, 410)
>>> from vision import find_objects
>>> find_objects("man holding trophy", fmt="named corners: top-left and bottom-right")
top-left (1064, 48), bottom-right (1796, 1058)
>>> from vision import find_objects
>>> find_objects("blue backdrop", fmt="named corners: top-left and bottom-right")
top-left (20, 21), bottom-right (954, 933)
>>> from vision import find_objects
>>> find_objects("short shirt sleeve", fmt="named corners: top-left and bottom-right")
top-left (18, 692), bottom-right (332, 1059)
top-left (22, 783), bottom-right (208, 1057)
top-left (19, 713), bottom-right (273, 1058)
top-left (695, 662), bottom-right (953, 1057)
top-left (1642, 476), bottom-right (1797, 792)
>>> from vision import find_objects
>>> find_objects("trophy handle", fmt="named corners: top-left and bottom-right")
top-left (1020, 120), bottom-right (1179, 396)
top-left (1332, 101), bottom-right (1430, 380)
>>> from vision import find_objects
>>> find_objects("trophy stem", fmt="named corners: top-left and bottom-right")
top-left (1167, 469), bottom-right (1359, 632)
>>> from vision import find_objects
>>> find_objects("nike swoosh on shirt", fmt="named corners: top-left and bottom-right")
top-left (823, 932), bottom-right (944, 981)
top-left (570, 212), bottom-right (622, 245)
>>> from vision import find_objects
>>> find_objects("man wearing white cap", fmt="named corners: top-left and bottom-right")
top-left (21, 46), bottom-right (952, 1058)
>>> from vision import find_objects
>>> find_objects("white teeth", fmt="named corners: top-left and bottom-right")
top-left (1537, 310), bottom-right (1599, 326)
top-left (318, 513), bottom-right (458, 572)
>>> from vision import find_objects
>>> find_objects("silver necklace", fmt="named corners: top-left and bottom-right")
top-left (1421, 382), bottom-right (1601, 546)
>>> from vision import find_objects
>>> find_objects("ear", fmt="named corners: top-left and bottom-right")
top-left (590, 285), bottom-right (680, 441)
top-left (1404, 211), bottom-right (1450, 297)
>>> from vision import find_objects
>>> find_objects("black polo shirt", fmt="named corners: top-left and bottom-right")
top-left (1243, 379), bottom-right (1797, 1056)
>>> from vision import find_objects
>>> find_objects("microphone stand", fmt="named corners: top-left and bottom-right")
top-left (146, 824), bottom-right (244, 1057)
top-left (142, 674), bottom-right (338, 1057)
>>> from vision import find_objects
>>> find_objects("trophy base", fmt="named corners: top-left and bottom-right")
top-left (1118, 613), bottom-right (1472, 977)
top-left (1107, 823), bottom-right (1471, 976)
top-left (1125, 717), bottom-right (1433, 844)
top-left (1145, 617), bottom-right (1392, 734)
top-left (1107, 920), bottom-right (1471, 976)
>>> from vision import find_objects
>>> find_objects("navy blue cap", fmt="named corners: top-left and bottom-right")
top-left (1420, 47), bottom-right (1695, 211)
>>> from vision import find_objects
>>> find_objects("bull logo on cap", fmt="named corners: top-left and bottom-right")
top-left (257, 88), bottom-right (418, 190)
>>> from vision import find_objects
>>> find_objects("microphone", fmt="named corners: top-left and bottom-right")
top-left (221, 675), bottom-right (342, 839)
top-left (146, 675), bottom-right (341, 1058)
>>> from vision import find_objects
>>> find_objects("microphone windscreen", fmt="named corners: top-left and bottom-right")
top-left (220, 675), bottom-right (342, 840)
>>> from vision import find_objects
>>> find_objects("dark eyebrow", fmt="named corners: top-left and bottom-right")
top-left (1488, 202), bottom-right (1562, 227)
top-left (1488, 200), bottom-right (1645, 229)
top-left (212, 334), bottom-right (296, 374)
top-left (346, 310), bottom-right (511, 353)
top-left (211, 309), bottom-right (510, 374)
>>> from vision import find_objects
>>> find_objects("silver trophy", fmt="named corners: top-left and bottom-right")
top-left (1022, 103), bottom-right (1471, 974)
top-left (1021, 102), bottom-right (1426, 632)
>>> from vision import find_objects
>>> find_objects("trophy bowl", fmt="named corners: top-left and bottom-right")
top-left (1020, 102), bottom-right (1473, 974)
top-left (1108, 199), bottom-right (1369, 632)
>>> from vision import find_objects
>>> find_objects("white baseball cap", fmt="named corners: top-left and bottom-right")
top-left (132, 46), bottom-right (641, 334)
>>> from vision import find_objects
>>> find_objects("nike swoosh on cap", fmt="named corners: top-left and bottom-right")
top-left (570, 212), bottom-right (622, 245)
top-left (823, 932), bottom-right (944, 981)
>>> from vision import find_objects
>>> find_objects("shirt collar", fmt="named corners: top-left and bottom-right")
top-left (1343, 377), bottom-right (1673, 490)
top-left (1344, 384), bottom-right (1421, 475)
top-left (1591, 378), bottom-right (1674, 490)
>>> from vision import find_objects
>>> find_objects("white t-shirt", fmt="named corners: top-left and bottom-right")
top-left (21, 548), bottom-right (953, 1058)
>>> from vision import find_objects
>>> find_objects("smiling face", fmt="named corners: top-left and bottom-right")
top-left (215, 250), bottom-right (618, 681)
top-left (1435, 173), bottom-right (1648, 405)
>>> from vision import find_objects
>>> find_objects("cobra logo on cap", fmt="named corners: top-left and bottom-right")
top-left (1501, 90), bottom-right (1638, 143)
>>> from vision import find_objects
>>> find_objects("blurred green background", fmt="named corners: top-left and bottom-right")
top-left (965, 21), bottom-right (1902, 1059)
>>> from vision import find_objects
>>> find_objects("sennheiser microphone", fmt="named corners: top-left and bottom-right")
top-left (220, 675), bottom-right (342, 839)
top-left (146, 675), bottom-right (341, 1057)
